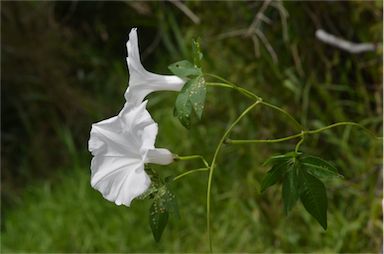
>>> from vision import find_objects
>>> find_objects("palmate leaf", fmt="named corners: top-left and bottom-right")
top-left (263, 152), bottom-right (297, 166)
top-left (168, 60), bottom-right (202, 78)
top-left (192, 39), bottom-right (203, 67)
top-left (261, 152), bottom-right (338, 230)
top-left (170, 40), bottom-right (206, 128)
top-left (282, 164), bottom-right (300, 214)
top-left (300, 171), bottom-right (328, 230)
top-left (300, 155), bottom-right (342, 179)
top-left (146, 171), bottom-right (179, 242)
top-left (174, 86), bottom-right (193, 128)
top-left (260, 160), bottom-right (289, 192)
top-left (162, 188), bottom-right (179, 218)
top-left (174, 75), bottom-right (206, 128)
top-left (149, 199), bottom-right (169, 242)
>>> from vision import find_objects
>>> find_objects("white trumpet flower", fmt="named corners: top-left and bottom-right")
top-left (88, 101), bottom-right (173, 206)
top-left (125, 28), bottom-right (185, 106)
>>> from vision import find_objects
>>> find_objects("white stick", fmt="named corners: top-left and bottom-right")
top-left (316, 29), bottom-right (376, 54)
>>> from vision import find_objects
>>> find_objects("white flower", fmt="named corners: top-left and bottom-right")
top-left (88, 28), bottom-right (183, 206)
top-left (88, 101), bottom-right (173, 206)
top-left (125, 28), bottom-right (185, 107)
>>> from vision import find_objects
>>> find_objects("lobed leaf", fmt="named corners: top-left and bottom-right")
top-left (174, 87), bottom-right (193, 128)
top-left (149, 199), bottom-right (169, 242)
top-left (261, 152), bottom-right (335, 230)
top-left (260, 161), bottom-right (288, 192)
top-left (300, 155), bottom-right (342, 179)
top-left (168, 60), bottom-right (201, 78)
top-left (174, 75), bottom-right (206, 128)
top-left (282, 164), bottom-right (301, 214)
top-left (300, 171), bottom-right (328, 230)
top-left (163, 189), bottom-right (179, 218)
top-left (192, 39), bottom-right (203, 68)
top-left (263, 152), bottom-right (296, 166)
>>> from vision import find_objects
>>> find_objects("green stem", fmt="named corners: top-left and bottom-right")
top-left (259, 101), bottom-right (303, 130)
top-left (205, 73), bottom-right (238, 87)
top-left (206, 100), bottom-right (261, 252)
top-left (228, 122), bottom-right (380, 145)
top-left (206, 82), bottom-right (257, 100)
top-left (173, 168), bottom-right (209, 181)
top-left (305, 122), bottom-right (378, 139)
top-left (294, 132), bottom-right (305, 154)
top-left (174, 154), bottom-right (210, 168)
top-left (205, 82), bottom-right (233, 89)
top-left (228, 132), bottom-right (303, 144)
top-left (205, 75), bottom-right (302, 129)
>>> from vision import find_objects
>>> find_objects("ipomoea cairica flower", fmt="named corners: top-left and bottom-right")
top-left (89, 101), bottom-right (173, 206)
top-left (125, 28), bottom-right (185, 106)
top-left (88, 28), bottom-right (184, 206)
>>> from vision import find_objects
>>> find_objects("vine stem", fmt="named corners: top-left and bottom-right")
top-left (173, 168), bottom-right (209, 181)
top-left (294, 132), bottom-right (305, 154)
top-left (174, 154), bottom-right (210, 168)
top-left (228, 121), bottom-right (380, 144)
top-left (206, 100), bottom-right (261, 252)
top-left (259, 101), bottom-right (303, 130)
top-left (206, 80), bottom-right (303, 130)
top-left (306, 122), bottom-right (378, 139)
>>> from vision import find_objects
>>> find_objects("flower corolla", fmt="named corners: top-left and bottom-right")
top-left (125, 28), bottom-right (184, 107)
top-left (88, 28), bottom-right (184, 206)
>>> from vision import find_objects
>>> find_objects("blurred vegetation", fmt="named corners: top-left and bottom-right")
top-left (1, 1), bottom-right (382, 252)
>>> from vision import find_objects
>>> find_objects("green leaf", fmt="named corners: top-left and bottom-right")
top-left (137, 183), bottom-right (157, 200)
top-left (261, 152), bottom-right (334, 229)
top-left (192, 39), bottom-right (203, 67)
top-left (189, 76), bottom-right (206, 118)
top-left (263, 152), bottom-right (297, 166)
top-left (163, 189), bottom-right (179, 218)
top-left (149, 199), bottom-right (169, 242)
top-left (168, 60), bottom-right (201, 78)
top-left (260, 161), bottom-right (288, 192)
top-left (282, 164), bottom-right (300, 214)
top-left (174, 88), bottom-right (192, 128)
top-left (300, 155), bottom-right (342, 179)
top-left (148, 181), bottom-right (180, 242)
top-left (300, 171), bottom-right (328, 230)
top-left (174, 75), bottom-right (206, 128)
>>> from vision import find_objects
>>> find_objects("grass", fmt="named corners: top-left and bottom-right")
top-left (2, 152), bottom-right (381, 252)
top-left (2, 1), bottom-right (382, 252)
top-left (2, 96), bottom-right (382, 252)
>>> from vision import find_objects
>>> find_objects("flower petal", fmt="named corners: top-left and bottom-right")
top-left (91, 155), bottom-right (150, 206)
top-left (89, 116), bottom-right (138, 157)
top-left (124, 28), bottom-right (185, 106)
top-left (89, 101), bottom-right (173, 206)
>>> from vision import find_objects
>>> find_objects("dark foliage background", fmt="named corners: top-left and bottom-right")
top-left (1, 1), bottom-right (382, 252)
